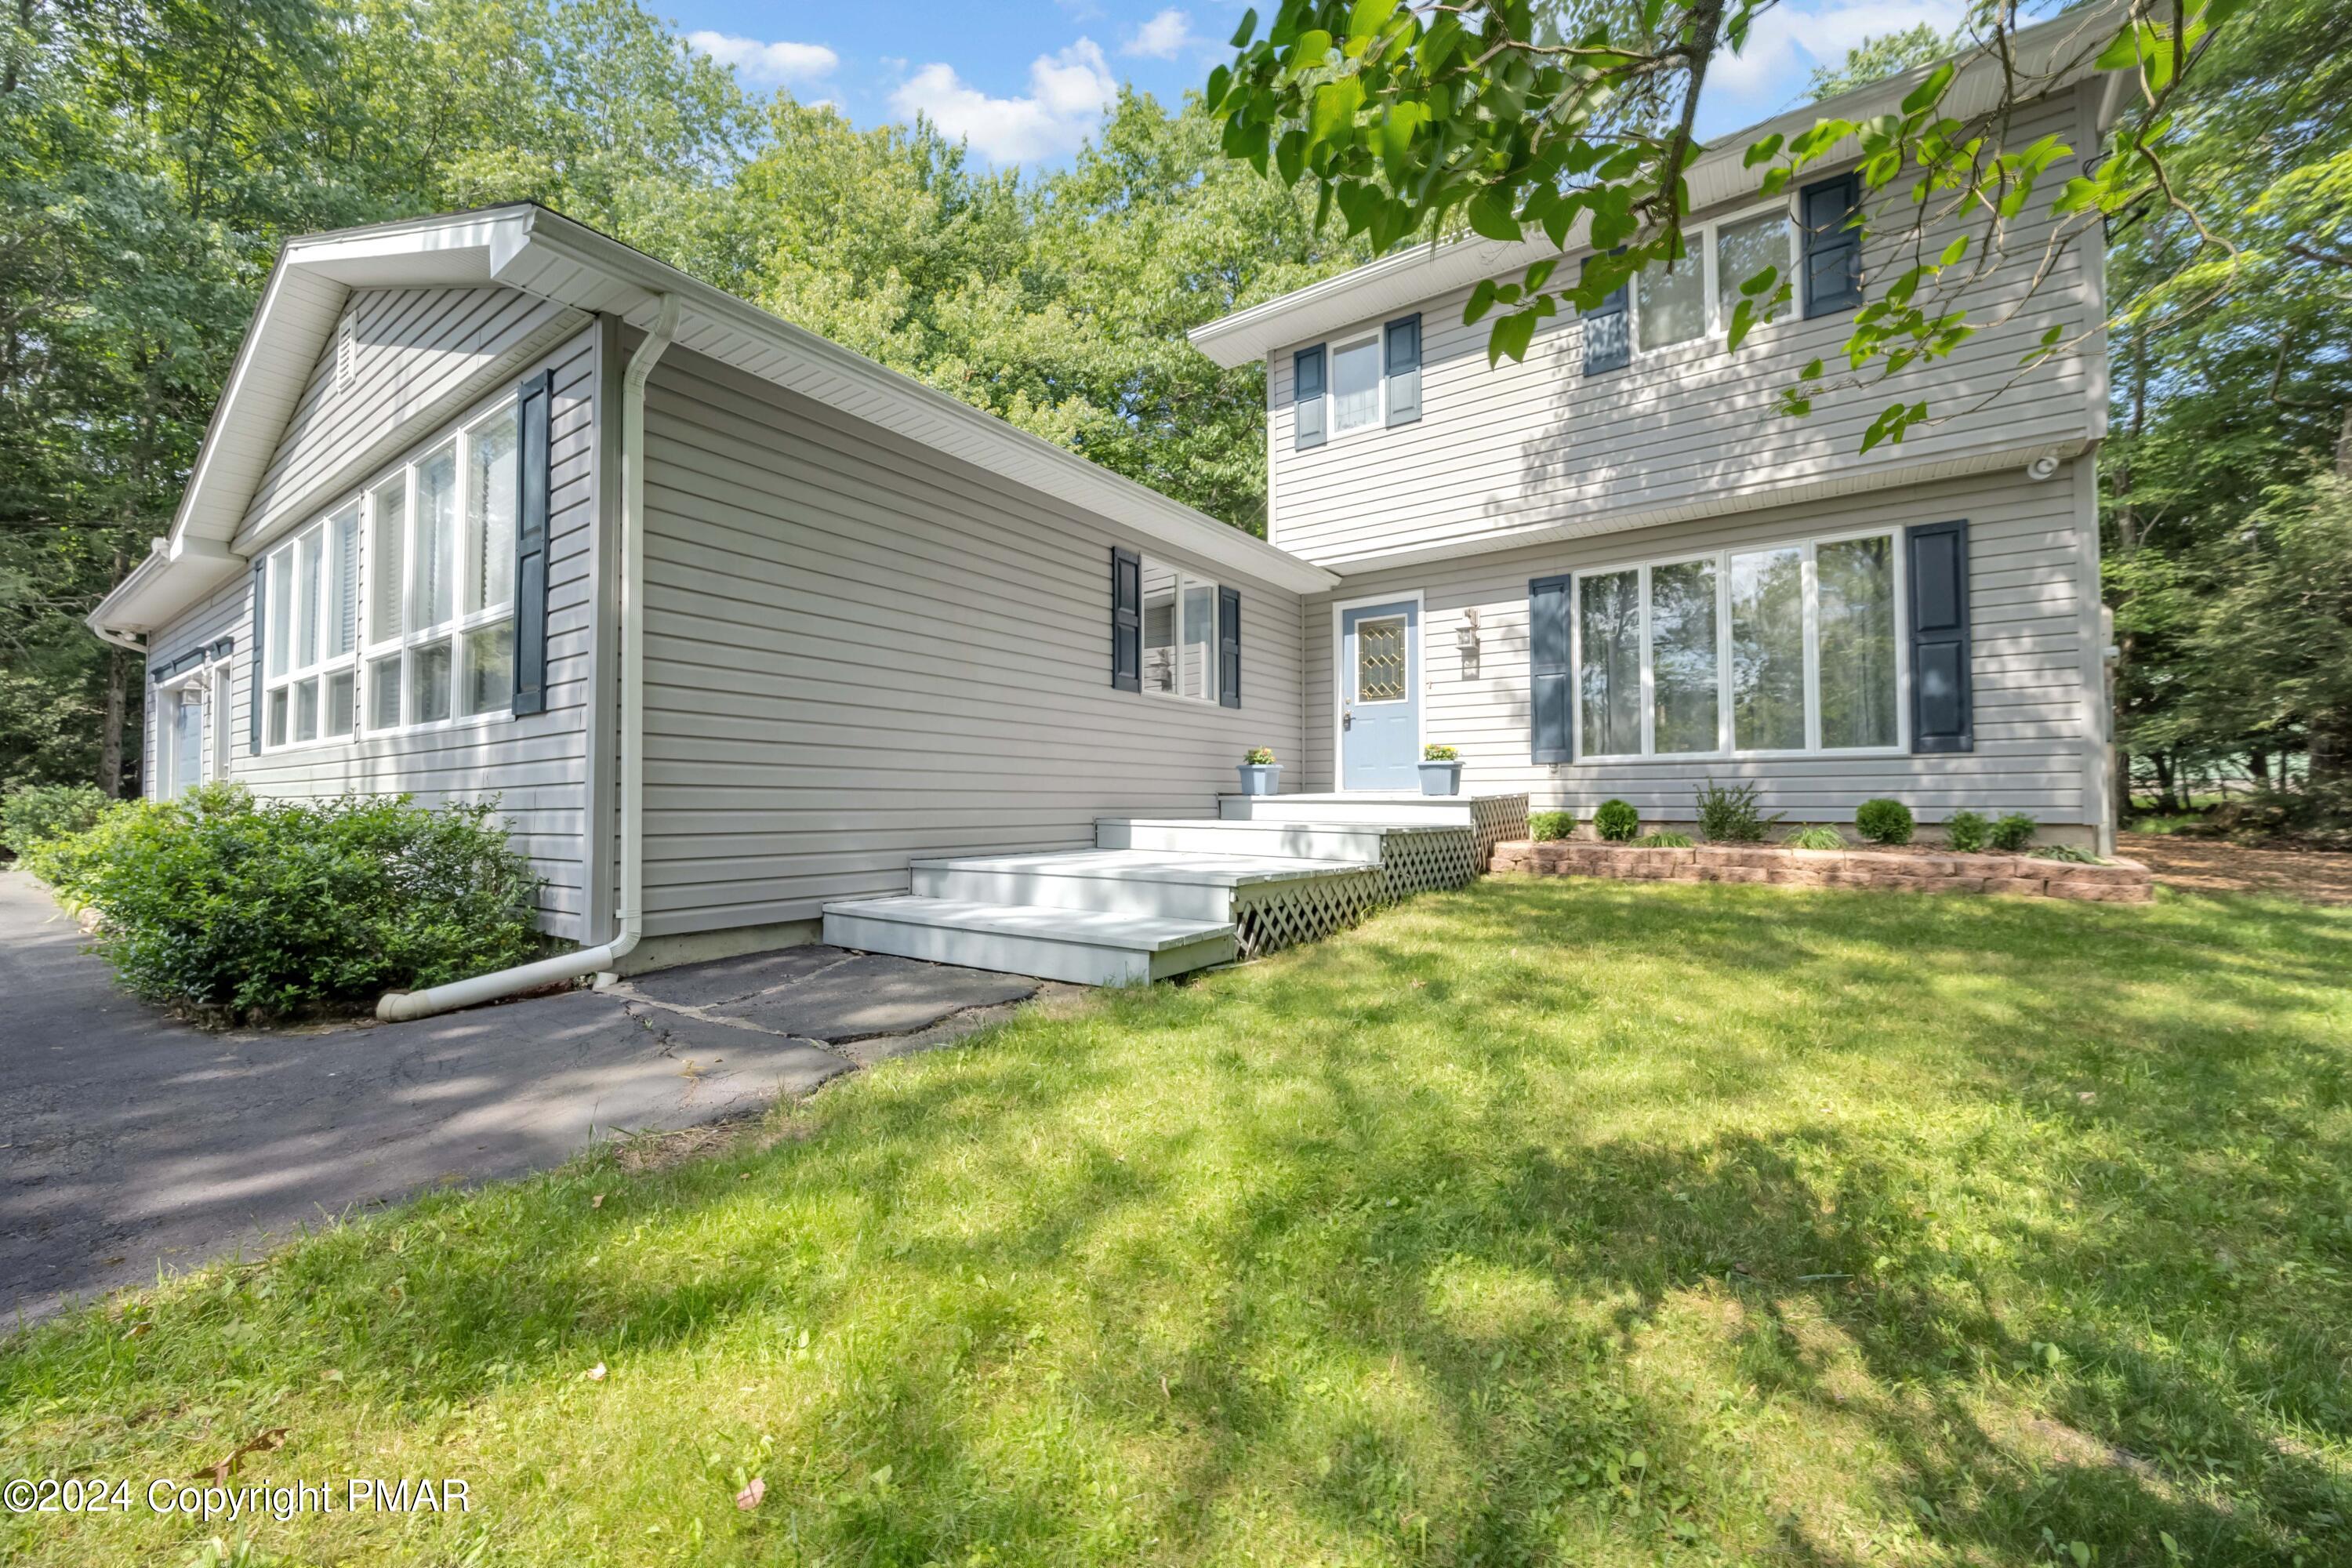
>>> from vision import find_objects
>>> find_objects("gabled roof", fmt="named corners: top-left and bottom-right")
top-left (95, 205), bottom-right (1338, 638)
top-left (1189, 4), bottom-right (2125, 368)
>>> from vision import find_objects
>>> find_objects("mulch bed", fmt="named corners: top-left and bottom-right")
top-left (2119, 833), bottom-right (2352, 907)
top-left (1494, 840), bottom-right (2152, 902)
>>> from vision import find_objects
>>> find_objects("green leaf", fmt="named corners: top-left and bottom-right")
top-left (1417, 13), bottom-right (1463, 72)
top-left (1900, 62), bottom-right (1955, 114)
top-left (1743, 132), bottom-right (1784, 169)
top-left (1466, 190), bottom-right (1523, 244)
top-left (1308, 74), bottom-right (1363, 149)
top-left (1938, 234), bottom-right (1968, 267)
top-left (1347, 0), bottom-right (1400, 42)
top-left (1275, 128), bottom-right (1308, 185)
top-left (1229, 8), bottom-right (1258, 48)
top-left (1489, 309), bottom-right (1538, 365)
top-left (1378, 102), bottom-right (1426, 181)
top-left (1289, 29), bottom-right (1332, 70)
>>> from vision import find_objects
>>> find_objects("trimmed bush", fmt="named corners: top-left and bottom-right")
top-left (1784, 826), bottom-right (1846, 851)
top-left (1529, 809), bottom-right (1577, 842)
top-left (1592, 799), bottom-right (1641, 842)
top-left (1944, 809), bottom-right (1991, 853)
top-left (2, 782), bottom-right (110, 856)
top-left (27, 784), bottom-right (541, 1025)
top-left (1636, 829), bottom-right (1695, 848)
top-left (1693, 777), bottom-right (1781, 844)
top-left (1988, 812), bottom-right (2038, 852)
top-left (1853, 798), bottom-right (1915, 846)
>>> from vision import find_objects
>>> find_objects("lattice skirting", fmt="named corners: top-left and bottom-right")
top-left (1468, 794), bottom-right (1531, 870)
top-left (1376, 826), bottom-right (1479, 898)
top-left (1231, 867), bottom-right (1386, 958)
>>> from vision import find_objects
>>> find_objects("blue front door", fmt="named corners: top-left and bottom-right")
top-left (1341, 599), bottom-right (1419, 789)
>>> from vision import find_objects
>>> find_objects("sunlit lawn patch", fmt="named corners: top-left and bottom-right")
top-left (4, 879), bottom-right (2349, 1566)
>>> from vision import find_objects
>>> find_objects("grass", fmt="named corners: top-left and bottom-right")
top-left (5, 880), bottom-right (2351, 1567)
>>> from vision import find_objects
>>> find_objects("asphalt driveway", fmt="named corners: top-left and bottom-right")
top-left (0, 869), bottom-right (1050, 1327)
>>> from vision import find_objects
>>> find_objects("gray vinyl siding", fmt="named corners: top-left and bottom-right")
top-left (140, 320), bottom-right (604, 938)
top-left (1300, 463), bottom-right (2103, 826)
top-left (238, 285), bottom-right (584, 546)
top-left (640, 347), bottom-right (1307, 938)
top-left (1267, 87), bottom-right (2103, 571)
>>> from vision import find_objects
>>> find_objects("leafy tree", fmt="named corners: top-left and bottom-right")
top-left (1805, 24), bottom-right (1955, 98)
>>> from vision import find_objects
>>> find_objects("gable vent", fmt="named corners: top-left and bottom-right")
top-left (335, 312), bottom-right (356, 389)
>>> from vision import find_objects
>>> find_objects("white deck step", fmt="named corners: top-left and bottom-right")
top-left (911, 848), bottom-right (1374, 920)
top-left (1097, 817), bottom-right (1396, 863)
top-left (821, 897), bottom-right (1237, 987)
top-left (1219, 792), bottom-right (1484, 826)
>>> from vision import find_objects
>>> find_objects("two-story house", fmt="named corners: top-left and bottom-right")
top-left (89, 16), bottom-right (2116, 1004)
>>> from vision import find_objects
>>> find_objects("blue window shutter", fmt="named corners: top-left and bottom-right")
top-left (1801, 173), bottom-right (1864, 317)
top-left (1218, 586), bottom-right (1241, 707)
top-left (1293, 345), bottom-right (1327, 449)
top-left (1581, 282), bottom-right (1628, 376)
top-left (1110, 547), bottom-right (1142, 691)
top-left (247, 558), bottom-right (267, 753)
top-left (1530, 573), bottom-right (1573, 764)
top-left (1907, 520), bottom-right (1973, 753)
top-left (1384, 314), bottom-right (1421, 426)
top-left (510, 368), bottom-right (554, 717)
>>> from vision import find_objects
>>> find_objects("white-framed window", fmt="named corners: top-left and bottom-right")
top-left (1631, 198), bottom-right (1800, 356)
top-left (1140, 557), bottom-right (1220, 703)
top-left (260, 396), bottom-right (521, 752)
top-left (1572, 528), bottom-right (1904, 760)
top-left (259, 503), bottom-right (360, 750)
top-left (1328, 332), bottom-right (1384, 435)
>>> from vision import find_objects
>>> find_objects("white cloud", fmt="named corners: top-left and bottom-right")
top-left (891, 39), bottom-right (1120, 165)
top-left (686, 31), bottom-right (840, 89)
top-left (1122, 8), bottom-right (1198, 60)
top-left (1697, 0), bottom-right (1966, 126)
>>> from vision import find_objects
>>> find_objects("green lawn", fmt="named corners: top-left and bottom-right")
top-left (5, 880), bottom-right (2350, 1567)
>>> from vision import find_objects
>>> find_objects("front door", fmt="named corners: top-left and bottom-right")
top-left (1340, 599), bottom-right (1419, 790)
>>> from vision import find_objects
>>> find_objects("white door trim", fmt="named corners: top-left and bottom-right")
top-left (1329, 588), bottom-right (1425, 790)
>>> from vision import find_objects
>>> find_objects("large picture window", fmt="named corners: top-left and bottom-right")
top-left (261, 397), bottom-right (521, 752)
top-left (1140, 557), bottom-right (1220, 703)
top-left (1572, 530), bottom-right (1904, 759)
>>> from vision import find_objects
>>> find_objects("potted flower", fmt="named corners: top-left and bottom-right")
top-left (1237, 746), bottom-right (1282, 796)
top-left (1418, 743), bottom-right (1462, 797)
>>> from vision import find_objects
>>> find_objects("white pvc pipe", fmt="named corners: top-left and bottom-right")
top-left (377, 294), bottom-right (681, 1023)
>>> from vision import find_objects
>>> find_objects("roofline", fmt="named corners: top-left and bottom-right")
top-left (95, 204), bottom-right (1338, 637)
top-left (1189, 3), bottom-right (2125, 369)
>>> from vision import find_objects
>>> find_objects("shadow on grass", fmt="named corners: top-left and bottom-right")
top-left (3, 880), bottom-right (2347, 1565)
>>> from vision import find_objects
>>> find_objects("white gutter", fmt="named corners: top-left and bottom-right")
top-left (376, 294), bottom-right (681, 1022)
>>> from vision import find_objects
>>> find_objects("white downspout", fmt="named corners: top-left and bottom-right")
top-left (376, 294), bottom-right (681, 1023)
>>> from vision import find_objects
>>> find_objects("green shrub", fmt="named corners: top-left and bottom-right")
top-left (2033, 844), bottom-right (2103, 865)
top-left (1636, 829), bottom-right (1694, 848)
top-left (1784, 826), bottom-right (1846, 851)
top-left (1592, 799), bottom-right (1641, 841)
top-left (1529, 809), bottom-right (1577, 842)
top-left (1693, 777), bottom-right (1781, 844)
top-left (28, 784), bottom-right (542, 1025)
top-left (1988, 812), bottom-right (2038, 852)
top-left (1422, 743), bottom-right (1459, 763)
top-left (1853, 798), bottom-right (1915, 846)
top-left (2, 782), bottom-right (111, 856)
top-left (1943, 809), bottom-right (1991, 853)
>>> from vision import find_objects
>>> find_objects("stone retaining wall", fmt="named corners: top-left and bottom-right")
top-left (1492, 841), bottom-right (2154, 902)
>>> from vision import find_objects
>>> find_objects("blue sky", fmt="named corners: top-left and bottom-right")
top-left (666, 0), bottom-right (1970, 169)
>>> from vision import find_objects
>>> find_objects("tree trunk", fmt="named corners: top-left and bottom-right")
top-left (2313, 714), bottom-right (2350, 789)
top-left (2249, 747), bottom-right (2269, 786)
top-left (99, 644), bottom-right (128, 797)
top-left (2153, 750), bottom-right (2179, 813)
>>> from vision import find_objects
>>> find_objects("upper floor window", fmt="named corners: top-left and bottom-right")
top-left (1292, 314), bottom-right (1421, 449)
top-left (1573, 528), bottom-right (1904, 760)
top-left (1631, 201), bottom-right (1798, 356)
top-left (260, 397), bottom-right (519, 752)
